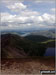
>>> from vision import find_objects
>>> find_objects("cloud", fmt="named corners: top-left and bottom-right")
top-left (1, 0), bottom-right (55, 31)
top-left (1, 7), bottom-right (40, 23)
top-left (51, 8), bottom-right (56, 12)
top-left (7, 2), bottom-right (27, 12)
top-left (1, 11), bottom-right (55, 31)
top-left (20, 10), bottom-right (39, 16)
top-left (34, 0), bottom-right (43, 3)
top-left (34, 0), bottom-right (55, 3)
top-left (42, 13), bottom-right (55, 24)
top-left (1, 0), bottom-right (24, 4)
top-left (1, 12), bottom-right (16, 22)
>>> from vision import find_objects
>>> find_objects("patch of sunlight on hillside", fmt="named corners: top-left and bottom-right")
top-left (41, 40), bottom-right (56, 44)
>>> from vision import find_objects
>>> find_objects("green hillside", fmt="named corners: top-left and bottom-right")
top-left (25, 34), bottom-right (55, 47)
top-left (25, 35), bottom-right (50, 42)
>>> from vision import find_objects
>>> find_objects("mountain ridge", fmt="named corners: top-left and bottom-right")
top-left (1, 33), bottom-right (47, 58)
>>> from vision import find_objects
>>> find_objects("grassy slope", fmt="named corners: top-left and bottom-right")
top-left (25, 34), bottom-right (55, 47)
top-left (41, 39), bottom-right (55, 47)
top-left (25, 35), bottom-right (50, 42)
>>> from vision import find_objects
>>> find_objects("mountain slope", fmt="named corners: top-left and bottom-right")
top-left (1, 34), bottom-right (46, 58)
top-left (1, 34), bottom-right (27, 58)
top-left (25, 35), bottom-right (50, 42)
top-left (30, 29), bottom-right (55, 38)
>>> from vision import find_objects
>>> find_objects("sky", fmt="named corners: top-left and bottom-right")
top-left (0, 0), bottom-right (56, 31)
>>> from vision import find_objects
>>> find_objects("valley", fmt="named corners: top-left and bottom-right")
top-left (1, 29), bottom-right (55, 74)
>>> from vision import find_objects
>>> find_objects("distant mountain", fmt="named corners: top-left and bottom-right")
top-left (30, 29), bottom-right (55, 39)
top-left (1, 28), bottom-right (55, 38)
top-left (1, 34), bottom-right (47, 58)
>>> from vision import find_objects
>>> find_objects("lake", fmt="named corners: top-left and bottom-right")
top-left (44, 48), bottom-right (55, 56)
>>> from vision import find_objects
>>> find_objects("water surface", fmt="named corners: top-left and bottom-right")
top-left (44, 48), bottom-right (55, 56)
